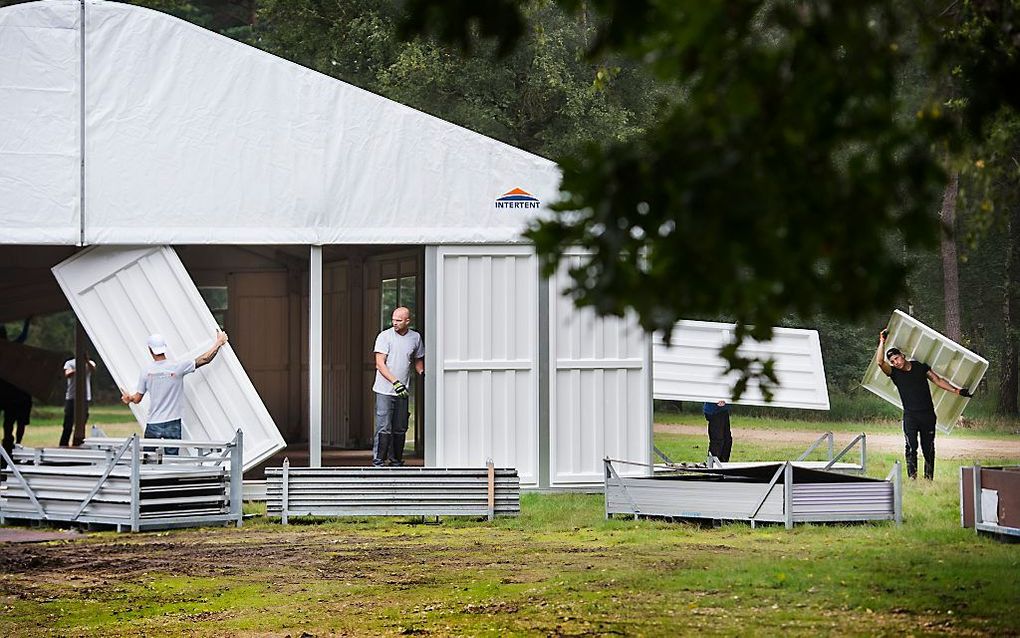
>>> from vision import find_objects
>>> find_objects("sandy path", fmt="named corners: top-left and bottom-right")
top-left (655, 423), bottom-right (1020, 460)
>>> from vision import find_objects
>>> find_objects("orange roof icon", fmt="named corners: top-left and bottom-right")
top-left (502, 188), bottom-right (533, 197)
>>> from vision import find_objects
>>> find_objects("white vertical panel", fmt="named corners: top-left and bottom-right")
top-left (862, 309), bottom-right (988, 433)
top-left (51, 246), bottom-right (286, 470)
top-left (549, 250), bottom-right (651, 485)
top-left (435, 245), bottom-right (538, 484)
top-left (653, 320), bottom-right (830, 410)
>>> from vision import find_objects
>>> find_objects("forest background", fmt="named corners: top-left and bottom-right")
top-left (2, 0), bottom-right (1017, 421)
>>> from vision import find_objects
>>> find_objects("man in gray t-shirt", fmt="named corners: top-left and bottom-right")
top-left (121, 330), bottom-right (228, 455)
top-left (60, 357), bottom-right (95, 447)
top-left (372, 306), bottom-right (425, 466)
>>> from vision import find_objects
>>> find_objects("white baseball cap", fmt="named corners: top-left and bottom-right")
top-left (146, 333), bottom-right (168, 355)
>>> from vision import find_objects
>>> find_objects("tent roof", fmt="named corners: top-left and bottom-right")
top-left (0, 0), bottom-right (561, 246)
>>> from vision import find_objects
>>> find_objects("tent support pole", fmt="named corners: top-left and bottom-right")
top-left (309, 244), bottom-right (322, 467)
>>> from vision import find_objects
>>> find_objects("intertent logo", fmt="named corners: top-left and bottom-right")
top-left (495, 188), bottom-right (541, 209)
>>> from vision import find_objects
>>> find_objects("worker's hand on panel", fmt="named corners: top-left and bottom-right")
top-left (215, 329), bottom-right (228, 346)
top-left (960, 388), bottom-right (973, 398)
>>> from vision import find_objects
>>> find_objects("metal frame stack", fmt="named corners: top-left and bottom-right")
top-left (266, 460), bottom-right (520, 523)
top-left (961, 464), bottom-right (1020, 540)
top-left (606, 457), bottom-right (901, 529)
top-left (1, 432), bottom-right (243, 532)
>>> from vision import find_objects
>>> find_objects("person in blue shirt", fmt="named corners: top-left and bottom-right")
top-left (703, 400), bottom-right (732, 462)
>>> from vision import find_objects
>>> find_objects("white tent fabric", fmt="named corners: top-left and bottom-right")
top-left (0, 1), bottom-right (80, 244)
top-left (0, 0), bottom-right (561, 246)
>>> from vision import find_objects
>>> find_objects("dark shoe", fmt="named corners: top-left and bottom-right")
top-left (387, 460), bottom-right (405, 467)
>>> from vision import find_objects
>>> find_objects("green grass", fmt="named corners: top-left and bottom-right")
top-left (2, 422), bottom-right (1019, 636)
top-left (16, 404), bottom-right (140, 448)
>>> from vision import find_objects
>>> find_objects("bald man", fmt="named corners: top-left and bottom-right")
top-left (372, 307), bottom-right (425, 467)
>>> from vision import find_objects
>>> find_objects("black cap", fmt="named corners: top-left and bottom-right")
top-left (885, 347), bottom-right (902, 359)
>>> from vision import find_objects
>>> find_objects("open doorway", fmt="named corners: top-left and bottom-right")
top-left (212, 245), bottom-right (425, 462)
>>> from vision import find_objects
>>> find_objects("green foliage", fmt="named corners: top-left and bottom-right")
top-left (399, 0), bottom-right (1018, 401)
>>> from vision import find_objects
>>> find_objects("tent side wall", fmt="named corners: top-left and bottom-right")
top-left (427, 245), bottom-right (653, 488)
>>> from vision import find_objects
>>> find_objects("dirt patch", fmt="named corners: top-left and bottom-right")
top-left (655, 423), bottom-right (1020, 460)
top-left (0, 528), bottom-right (83, 544)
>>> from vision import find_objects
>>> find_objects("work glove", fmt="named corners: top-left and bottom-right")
top-left (392, 380), bottom-right (409, 398)
top-left (960, 388), bottom-right (973, 398)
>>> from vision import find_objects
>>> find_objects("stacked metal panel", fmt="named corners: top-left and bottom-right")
top-left (0, 434), bottom-right (243, 532)
top-left (606, 459), bottom-right (901, 529)
top-left (266, 463), bottom-right (521, 522)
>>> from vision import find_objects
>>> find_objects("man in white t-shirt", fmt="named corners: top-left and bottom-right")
top-left (60, 356), bottom-right (95, 447)
top-left (121, 330), bottom-right (228, 455)
top-left (372, 307), bottom-right (425, 466)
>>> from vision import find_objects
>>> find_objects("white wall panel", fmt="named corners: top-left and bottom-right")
top-left (653, 321), bottom-right (830, 410)
top-left (52, 246), bottom-right (286, 470)
top-left (434, 246), bottom-right (538, 484)
top-left (550, 251), bottom-right (651, 485)
top-left (862, 309), bottom-right (988, 433)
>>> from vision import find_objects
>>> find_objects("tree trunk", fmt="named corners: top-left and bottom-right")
top-left (999, 200), bottom-right (1020, 415)
top-left (940, 172), bottom-right (962, 342)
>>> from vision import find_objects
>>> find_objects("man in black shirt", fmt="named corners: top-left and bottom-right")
top-left (875, 330), bottom-right (972, 480)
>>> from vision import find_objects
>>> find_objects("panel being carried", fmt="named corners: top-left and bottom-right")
top-left (861, 310), bottom-right (988, 433)
top-left (51, 246), bottom-right (285, 470)
top-left (653, 321), bottom-right (829, 410)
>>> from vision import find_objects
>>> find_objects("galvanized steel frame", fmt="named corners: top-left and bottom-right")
top-left (0, 431), bottom-right (244, 532)
top-left (605, 457), bottom-right (902, 529)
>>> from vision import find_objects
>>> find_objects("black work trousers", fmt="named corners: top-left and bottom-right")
top-left (903, 410), bottom-right (936, 480)
top-left (707, 411), bottom-right (733, 462)
top-left (60, 399), bottom-right (89, 447)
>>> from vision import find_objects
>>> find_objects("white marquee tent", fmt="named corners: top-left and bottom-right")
top-left (0, 0), bottom-right (652, 487)
top-left (1, 1), bottom-right (831, 487)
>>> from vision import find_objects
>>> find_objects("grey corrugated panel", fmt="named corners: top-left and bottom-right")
top-left (265, 466), bottom-right (520, 519)
top-left (606, 479), bottom-right (786, 521)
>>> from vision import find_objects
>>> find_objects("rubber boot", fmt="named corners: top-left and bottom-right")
top-left (390, 432), bottom-right (406, 466)
top-left (374, 432), bottom-right (391, 467)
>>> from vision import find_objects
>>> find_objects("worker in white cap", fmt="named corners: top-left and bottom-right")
top-left (121, 330), bottom-right (228, 454)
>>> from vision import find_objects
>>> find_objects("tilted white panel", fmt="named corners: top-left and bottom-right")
top-left (550, 252), bottom-right (651, 485)
top-left (435, 246), bottom-right (538, 484)
top-left (862, 310), bottom-right (988, 433)
top-left (51, 246), bottom-right (286, 470)
top-left (653, 321), bottom-right (830, 410)
top-left (0, 0), bottom-right (80, 243)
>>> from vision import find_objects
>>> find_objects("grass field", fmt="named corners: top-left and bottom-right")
top-left (2, 415), bottom-right (1019, 636)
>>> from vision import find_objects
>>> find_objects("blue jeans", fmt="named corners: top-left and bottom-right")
top-left (373, 393), bottom-right (409, 466)
top-left (145, 419), bottom-right (182, 456)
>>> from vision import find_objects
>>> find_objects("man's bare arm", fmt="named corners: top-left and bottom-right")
top-left (195, 330), bottom-right (229, 368)
top-left (875, 331), bottom-right (891, 376)
top-left (927, 369), bottom-right (969, 396)
top-left (375, 352), bottom-right (396, 383)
